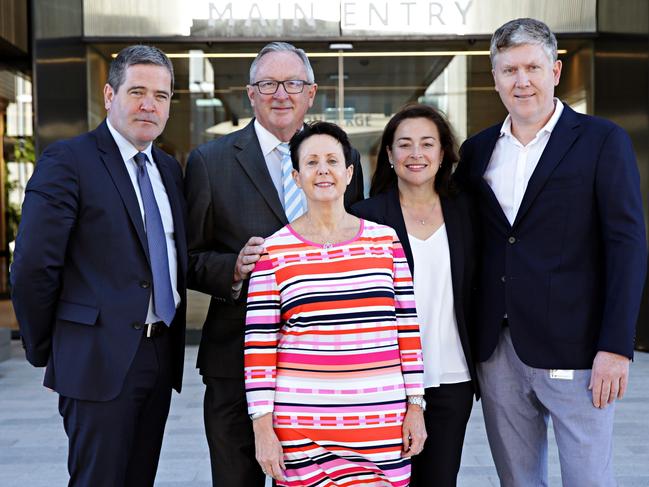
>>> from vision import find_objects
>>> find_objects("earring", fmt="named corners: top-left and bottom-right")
top-left (389, 160), bottom-right (394, 169)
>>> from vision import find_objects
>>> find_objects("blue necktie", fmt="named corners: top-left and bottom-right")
top-left (277, 142), bottom-right (305, 222)
top-left (134, 152), bottom-right (175, 326)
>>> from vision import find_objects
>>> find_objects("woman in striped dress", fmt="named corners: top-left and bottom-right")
top-left (245, 121), bottom-right (426, 486)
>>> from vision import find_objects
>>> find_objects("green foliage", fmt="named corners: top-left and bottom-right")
top-left (6, 137), bottom-right (35, 245)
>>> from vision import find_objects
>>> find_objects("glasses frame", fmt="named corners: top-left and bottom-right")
top-left (251, 79), bottom-right (313, 95)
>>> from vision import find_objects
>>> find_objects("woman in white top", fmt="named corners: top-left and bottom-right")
top-left (352, 104), bottom-right (479, 486)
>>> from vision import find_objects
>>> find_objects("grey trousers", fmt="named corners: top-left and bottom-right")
top-left (478, 328), bottom-right (616, 487)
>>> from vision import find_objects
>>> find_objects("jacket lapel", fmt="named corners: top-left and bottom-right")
top-left (94, 121), bottom-right (149, 258)
top-left (153, 147), bottom-right (188, 278)
top-left (476, 126), bottom-right (511, 229)
top-left (441, 195), bottom-right (464, 306)
top-left (513, 105), bottom-right (581, 227)
top-left (234, 121), bottom-right (287, 225)
top-left (386, 187), bottom-right (414, 274)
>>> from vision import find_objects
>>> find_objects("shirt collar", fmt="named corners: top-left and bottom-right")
top-left (106, 118), bottom-right (154, 165)
top-left (254, 119), bottom-right (284, 157)
top-left (499, 98), bottom-right (565, 141)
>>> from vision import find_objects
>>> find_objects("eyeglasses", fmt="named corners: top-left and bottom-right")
top-left (251, 79), bottom-right (312, 95)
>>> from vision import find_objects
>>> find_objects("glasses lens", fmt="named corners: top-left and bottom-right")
top-left (283, 80), bottom-right (304, 94)
top-left (257, 80), bottom-right (278, 94)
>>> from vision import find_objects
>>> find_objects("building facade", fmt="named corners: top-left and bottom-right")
top-left (21, 0), bottom-right (649, 345)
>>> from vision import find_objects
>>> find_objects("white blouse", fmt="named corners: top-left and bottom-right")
top-left (409, 224), bottom-right (471, 388)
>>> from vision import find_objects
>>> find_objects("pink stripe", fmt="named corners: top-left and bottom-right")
top-left (245, 316), bottom-right (279, 324)
top-left (282, 337), bottom-right (398, 347)
top-left (253, 259), bottom-right (274, 271)
top-left (274, 383), bottom-right (403, 395)
top-left (274, 402), bottom-right (404, 413)
top-left (278, 349), bottom-right (399, 365)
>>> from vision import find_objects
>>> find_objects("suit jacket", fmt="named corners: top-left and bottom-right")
top-left (11, 120), bottom-right (188, 401)
top-left (351, 186), bottom-right (480, 399)
top-left (456, 104), bottom-right (647, 369)
top-left (185, 119), bottom-right (364, 378)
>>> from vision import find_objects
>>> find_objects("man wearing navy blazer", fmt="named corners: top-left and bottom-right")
top-left (11, 45), bottom-right (186, 486)
top-left (456, 18), bottom-right (647, 486)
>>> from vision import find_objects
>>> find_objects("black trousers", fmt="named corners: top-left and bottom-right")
top-left (203, 376), bottom-right (266, 487)
top-left (410, 381), bottom-right (474, 487)
top-left (59, 331), bottom-right (172, 487)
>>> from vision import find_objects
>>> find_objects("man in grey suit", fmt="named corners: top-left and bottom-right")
top-left (184, 42), bottom-right (364, 487)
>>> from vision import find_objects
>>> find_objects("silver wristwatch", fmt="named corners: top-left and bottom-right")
top-left (407, 395), bottom-right (426, 411)
top-left (249, 411), bottom-right (271, 421)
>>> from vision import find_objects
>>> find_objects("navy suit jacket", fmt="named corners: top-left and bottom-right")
top-left (351, 186), bottom-right (480, 399)
top-left (11, 120), bottom-right (187, 401)
top-left (456, 104), bottom-right (647, 369)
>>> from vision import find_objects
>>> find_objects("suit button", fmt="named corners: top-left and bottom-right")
top-left (501, 275), bottom-right (506, 283)
top-left (508, 236), bottom-right (516, 244)
top-left (140, 280), bottom-right (151, 289)
top-left (132, 322), bottom-right (143, 330)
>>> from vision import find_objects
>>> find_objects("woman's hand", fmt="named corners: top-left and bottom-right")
top-left (401, 404), bottom-right (427, 458)
top-left (252, 413), bottom-right (285, 481)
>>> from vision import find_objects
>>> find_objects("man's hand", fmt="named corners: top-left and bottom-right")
top-left (588, 351), bottom-right (630, 408)
top-left (234, 236), bottom-right (265, 284)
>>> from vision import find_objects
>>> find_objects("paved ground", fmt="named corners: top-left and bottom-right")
top-left (1, 339), bottom-right (648, 486)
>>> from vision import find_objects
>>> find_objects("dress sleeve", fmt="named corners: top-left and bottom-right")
top-left (392, 233), bottom-right (425, 396)
top-left (244, 250), bottom-right (281, 416)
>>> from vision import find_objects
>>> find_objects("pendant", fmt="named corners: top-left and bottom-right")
top-left (323, 242), bottom-right (333, 249)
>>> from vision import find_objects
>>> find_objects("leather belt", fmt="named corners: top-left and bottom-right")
top-left (144, 321), bottom-right (167, 338)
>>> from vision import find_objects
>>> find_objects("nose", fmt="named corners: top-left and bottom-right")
top-left (410, 145), bottom-right (424, 158)
top-left (273, 83), bottom-right (290, 99)
top-left (515, 70), bottom-right (531, 87)
top-left (316, 161), bottom-right (329, 174)
top-left (139, 94), bottom-right (156, 112)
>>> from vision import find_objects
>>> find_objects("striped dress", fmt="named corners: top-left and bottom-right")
top-left (245, 219), bottom-right (425, 487)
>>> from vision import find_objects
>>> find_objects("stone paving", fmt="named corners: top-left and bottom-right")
top-left (1, 339), bottom-right (648, 486)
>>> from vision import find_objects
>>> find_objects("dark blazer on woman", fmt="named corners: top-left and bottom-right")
top-left (351, 185), bottom-right (480, 399)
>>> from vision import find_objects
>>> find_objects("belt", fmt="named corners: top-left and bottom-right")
top-left (144, 321), bottom-right (167, 338)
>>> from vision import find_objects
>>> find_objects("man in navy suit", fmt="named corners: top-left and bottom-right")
top-left (456, 18), bottom-right (647, 486)
top-left (11, 45), bottom-right (186, 487)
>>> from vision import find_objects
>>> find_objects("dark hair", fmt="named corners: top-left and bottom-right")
top-left (490, 18), bottom-right (558, 66)
top-left (289, 121), bottom-right (353, 171)
top-left (370, 104), bottom-right (458, 197)
top-left (108, 45), bottom-right (175, 93)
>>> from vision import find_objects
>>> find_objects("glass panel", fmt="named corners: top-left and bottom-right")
top-left (90, 39), bottom-right (594, 193)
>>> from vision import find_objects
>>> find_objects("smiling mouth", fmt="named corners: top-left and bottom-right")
top-left (315, 182), bottom-right (334, 187)
top-left (515, 94), bottom-right (535, 99)
top-left (405, 164), bottom-right (428, 170)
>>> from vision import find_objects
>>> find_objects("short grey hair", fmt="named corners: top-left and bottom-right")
top-left (249, 42), bottom-right (315, 84)
top-left (108, 45), bottom-right (175, 93)
top-left (490, 18), bottom-right (558, 66)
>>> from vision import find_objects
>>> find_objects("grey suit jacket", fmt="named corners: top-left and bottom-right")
top-left (184, 119), bottom-right (365, 377)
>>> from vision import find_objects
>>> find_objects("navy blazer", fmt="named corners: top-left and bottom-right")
top-left (351, 186), bottom-right (480, 399)
top-left (456, 104), bottom-right (647, 369)
top-left (11, 121), bottom-right (188, 401)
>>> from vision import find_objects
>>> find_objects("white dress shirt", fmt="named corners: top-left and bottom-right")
top-left (409, 225), bottom-right (471, 388)
top-left (254, 119), bottom-right (307, 212)
top-left (106, 119), bottom-right (180, 324)
top-left (483, 99), bottom-right (564, 225)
